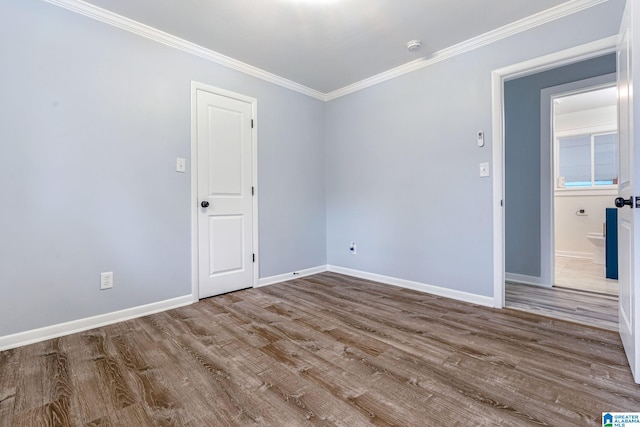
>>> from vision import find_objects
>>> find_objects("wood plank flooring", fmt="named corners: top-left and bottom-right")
top-left (506, 281), bottom-right (618, 331)
top-left (1, 272), bottom-right (639, 426)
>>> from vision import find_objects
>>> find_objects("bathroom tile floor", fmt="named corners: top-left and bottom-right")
top-left (554, 255), bottom-right (618, 296)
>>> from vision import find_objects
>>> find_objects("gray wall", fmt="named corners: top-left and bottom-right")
top-left (0, 0), bottom-right (626, 338)
top-left (0, 1), bottom-right (326, 336)
top-left (504, 55), bottom-right (617, 279)
top-left (325, 0), bottom-right (624, 297)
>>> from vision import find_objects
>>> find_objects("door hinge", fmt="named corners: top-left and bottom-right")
top-left (501, 200), bottom-right (504, 207)
top-left (252, 254), bottom-right (255, 263)
top-left (251, 119), bottom-right (254, 129)
top-left (252, 186), bottom-right (255, 196)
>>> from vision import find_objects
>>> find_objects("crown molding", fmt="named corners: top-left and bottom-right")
top-left (45, 0), bottom-right (608, 103)
top-left (43, 0), bottom-right (327, 101)
top-left (325, 0), bottom-right (610, 101)
top-left (325, 58), bottom-right (430, 101)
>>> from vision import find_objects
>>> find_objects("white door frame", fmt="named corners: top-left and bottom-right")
top-left (190, 81), bottom-right (259, 301)
top-left (491, 36), bottom-right (618, 308)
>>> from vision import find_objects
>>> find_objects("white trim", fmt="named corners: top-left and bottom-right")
top-left (257, 265), bottom-right (328, 287)
top-left (501, 36), bottom-right (618, 81)
top-left (328, 265), bottom-right (495, 308)
top-left (492, 36), bottom-right (618, 308)
top-left (492, 69), bottom-right (506, 309)
top-left (555, 125), bottom-right (617, 138)
top-left (43, 0), bottom-right (326, 101)
top-left (190, 83), bottom-right (199, 302)
top-left (0, 295), bottom-right (192, 351)
top-left (505, 273), bottom-right (550, 287)
top-left (556, 250), bottom-right (594, 259)
top-left (45, 0), bottom-right (608, 102)
top-left (251, 103), bottom-right (260, 292)
top-left (325, 58), bottom-right (431, 101)
top-left (555, 188), bottom-right (619, 196)
top-left (190, 82), bottom-right (259, 301)
top-left (325, 0), bottom-right (609, 100)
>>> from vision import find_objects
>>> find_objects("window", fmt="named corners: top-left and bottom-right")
top-left (556, 131), bottom-right (618, 189)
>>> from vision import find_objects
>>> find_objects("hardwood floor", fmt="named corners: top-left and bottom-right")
top-left (505, 281), bottom-right (618, 331)
top-left (1, 272), bottom-right (638, 426)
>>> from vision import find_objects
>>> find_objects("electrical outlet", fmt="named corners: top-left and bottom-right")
top-left (349, 242), bottom-right (357, 255)
top-left (100, 272), bottom-right (113, 290)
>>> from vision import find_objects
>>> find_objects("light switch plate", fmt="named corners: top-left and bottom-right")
top-left (479, 162), bottom-right (490, 177)
top-left (176, 157), bottom-right (186, 173)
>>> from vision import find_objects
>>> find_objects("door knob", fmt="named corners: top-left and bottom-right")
top-left (201, 201), bottom-right (210, 208)
top-left (615, 197), bottom-right (633, 208)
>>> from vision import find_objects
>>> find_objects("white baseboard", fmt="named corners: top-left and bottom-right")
top-left (0, 295), bottom-right (193, 351)
top-left (327, 265), bottom-right (495, 308)
top-left (2, 264), bottom-right (504, 351)
top-left (555, 251), bottom-right (593, 259)
top-left (505, 272), bottom-right (552, 287)
top-left (257, 265), bottom-right (328, 287)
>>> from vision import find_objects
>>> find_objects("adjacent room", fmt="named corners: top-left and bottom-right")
top-left (2, 0), bottom-right (639, 425)
top-left (503, 56), bottom-right (620, 331)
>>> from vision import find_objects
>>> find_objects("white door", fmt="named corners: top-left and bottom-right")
top-left (196, 88), bottom-right (254, 299)
top-left (616, 0), bottom-right (640, 382)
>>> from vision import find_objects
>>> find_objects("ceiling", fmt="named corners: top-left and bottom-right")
top-left (81, 0), bottom-right (578, 93)
top-left (555, 86), bottom-right (618, 115)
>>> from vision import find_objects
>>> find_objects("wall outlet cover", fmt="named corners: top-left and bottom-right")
top-left (100, 272), bottom-right (113, 290)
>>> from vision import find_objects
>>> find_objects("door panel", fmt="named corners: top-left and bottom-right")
top-left (619, 221), bottom-right (632, 332)
top-left (209, 215), bottom-right (245, 275)
top-left (617, 0), bottom-right (640, 382)
top-left (619, 24), bottom-right (631, 186)
top-left (197, 89), bottom-right (254, 298)
top-left (208, 108), bottom-right (243, 196)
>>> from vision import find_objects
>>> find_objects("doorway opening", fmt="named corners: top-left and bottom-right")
top-left (551, 85), bottom-right (619, 296)
top-left (492, 37), bottom-right (619, 330)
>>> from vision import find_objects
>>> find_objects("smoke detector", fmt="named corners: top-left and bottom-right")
top-left (407, 40), bottom-right (422, 52)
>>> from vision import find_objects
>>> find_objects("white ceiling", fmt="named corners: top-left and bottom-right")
top-left (555, 86), bottom-right (618, 114)
top-left (81, 0), bottom-right (577, 93)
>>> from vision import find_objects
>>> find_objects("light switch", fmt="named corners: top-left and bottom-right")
top-left (479, 162), bottom-right (490, 177)
top-left (176, 157), bottom-right (186, 173)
